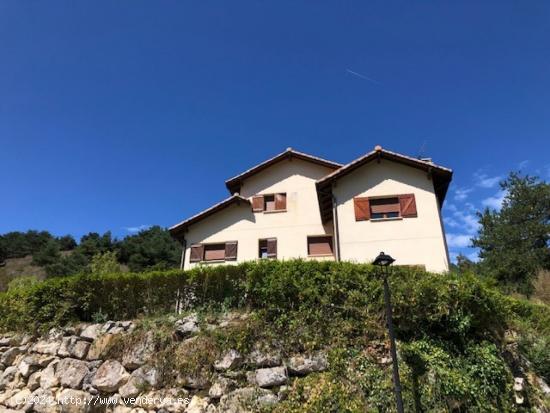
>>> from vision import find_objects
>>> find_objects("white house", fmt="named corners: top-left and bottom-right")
top-left (170, 146), bottom-right (452, 272)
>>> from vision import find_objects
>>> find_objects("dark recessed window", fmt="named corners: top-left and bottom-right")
top-left (370, 197), bottom-right (400, 219)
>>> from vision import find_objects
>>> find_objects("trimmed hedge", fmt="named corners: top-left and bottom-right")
top-left (0, 260), bottom-right (517, 340)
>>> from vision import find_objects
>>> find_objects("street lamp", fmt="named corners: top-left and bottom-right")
top-left (373, 252), bottom-right (404, 413)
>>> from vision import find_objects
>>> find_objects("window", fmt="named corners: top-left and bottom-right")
top-left (259, 238), bottom-right (277, 259)
top-left (252, 193), bottom-right (286, 212)
top-left (370, 197), bottom-right (400, 219)
top-left (204, 244), bottom-right (226, 261)
top-left (354, 194), bottom-right (417, 221)
top-left (189, 241), bottom-right (238, 263)
top-left (307, 236), bottom-right (334, 256)
top-left (264, 195), bottom-right (276, 212)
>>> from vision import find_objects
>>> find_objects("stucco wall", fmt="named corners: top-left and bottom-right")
top-left (182, 158), bottom-right (335, 269)
top-left (332, 160), bottom-right (450, 272)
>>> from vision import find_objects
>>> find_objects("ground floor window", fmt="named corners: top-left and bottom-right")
top-left (190, 241), bottom-right (238, 262)
top-left (307, 236), bottom-right (334, 256)
top-left (259, 238), bottom-right (277, 259)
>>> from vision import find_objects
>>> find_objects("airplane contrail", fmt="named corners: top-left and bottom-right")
top-left (346, 69), bottom-right (381, 85)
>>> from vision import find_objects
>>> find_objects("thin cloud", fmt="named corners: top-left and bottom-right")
top-left (518, 160), bottom-right (530, 170)
top-left (482, 190), bottom-right (507, 210)
top-left (454, 187), bottom-right (473, 201)
top-left (444, 217), bottom-right (459, 228)
top-left (446, 233), bottom-right (472, 248)
top-left (124, 224), bottom-right (150, 233)
top-left (473, 170), bottom-right (502, 188)
top-left (345, 69), bottom-right (381, 85)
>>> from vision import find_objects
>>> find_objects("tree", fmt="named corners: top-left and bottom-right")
top-left (472, 173), bottom-right (550, 295)
top-left (89, 251), bottom-right (121, 275)
top-left (455, 253), bottom-right (477, 274)
top-left (79, 232), bottom-right (115, 258)
top-left (45, 250), bottom-right (89, 277)
top-left (118, 226), bottom-right (181, 272)
top-left (57, 235), bottom-right (77, 251)
top-left (0, 236), bottom-right (6, 264)
top-left (32, 239), bottom-right (61, 266)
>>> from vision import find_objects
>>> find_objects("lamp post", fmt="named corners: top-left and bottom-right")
top-left (373, 252), bottom-right (404, 413)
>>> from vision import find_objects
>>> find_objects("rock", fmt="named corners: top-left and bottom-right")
top-left (32, 340), bottom-right (61, 356)
top-left (208, 377), bottom-right (236, 399)
top-left (186, 395), bottom-right (209, 413)
top-left (287, 353), bottom-right (328, 376)
top-left (253, 367), bottom-right (287, 388)
top-left (218, 387), bottom-right (277, 413)
top-left (246, 350), bottom-right (281, 368)
top-left (28, 371), bottom-right (42, 391)
top-left (277, 385), bottom-right (290, 401)
top-left (119, 379), bottom-right (140, 398)
top-left (58, 337), bottom-right (90, 360)
top-left (55, 358), bottom-right (90, 389)
top-left (80, 325), bottom-right (102, 342)
top-left (92, 360), bottom-right (129, 392)
top-left (131, 365), bottom-right (160, 388)
top-left (514, 377), bottom-right (524, 392)
top-left (537, 376), bottom-right (550, 395)
top-left (113, 407), bottom-right (133, 413)
top-left (122, 332), bottom-right (155, 370)
top-left (0, 366), bottom-right (19, 391)
top-left (40, 361), bottom-right (60, 389)
top-left (18, 356), bottom-right (40, 378)
top-left (180, 374), bottom-right (210, 390)
top-left (1, 348), bottom-right (23, 366)
top-left (57, 388), bottom-right (91, 413)
top-left (101, 321), bottom-right (116, 333)
top-left (174, 314), bottom-right (199, 340)
top-left (87, 334), bottom-right (118, 360)
top-left (5, 388), bottom-right (32, 411)
top-left (214, 350), bottom-right (242, 371)
top-left (0, 336), bottom-right (16, 346)
top-left (30, 388), bottom-right (58, 413)
top-left (135, 388), bottom-right (189, 411)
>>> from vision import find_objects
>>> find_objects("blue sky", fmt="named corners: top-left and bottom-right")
top-left (1, 1), bottom-right (549, 262)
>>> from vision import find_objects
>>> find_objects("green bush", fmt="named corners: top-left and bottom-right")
top-left (0, 260), bottom-right (515, 342)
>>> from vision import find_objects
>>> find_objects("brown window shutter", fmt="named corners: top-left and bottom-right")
top-left (190, 244), bottom-right (204, 262)
top-left (252, 195), bottom-right (264, 212)
top-left (275, 193), bottom-right (286, 210)
top-left (266, 238), bottom-right (277, 258)
top-left (399, 194), bottom-right (417, 218)
top-left (225, 241), bottom-right (238, 260)
top-left (354, 197), bottom-right (371, 221)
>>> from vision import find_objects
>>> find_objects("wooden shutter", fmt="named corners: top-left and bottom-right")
top-left (252, 196), bottom-right (264, 212)
top-left (354, 197), bottom-right (371, 221)
top-left (189, 244), bottom-right (204, 262)
top-left (266, 238), bottom-right (277, 258)
top-left (307, 236), bottom-right (333, 256)
top-left (275, 193), bottom-right (287, 210)
top-left (399, 194), bottom-right (417, 218)
top-left (225, 241), bottom-right (238, 260)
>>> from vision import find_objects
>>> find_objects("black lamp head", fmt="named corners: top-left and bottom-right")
top-left (373, 251), bottom-right (395, 267)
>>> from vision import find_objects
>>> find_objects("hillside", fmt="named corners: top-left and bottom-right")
top-left (0, 261), bottom-right (548, 412)
top-left (0, 255), bottom-right (46, 292)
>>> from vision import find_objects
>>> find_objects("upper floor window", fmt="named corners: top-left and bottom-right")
top-left (354, 194), bottom-right (417, 221)
top-left (370, 197), bottom-right (400, 219)
top-left (252, 193), bottom-right (287, 213)
top-left (189, 241), bottom-right (238, 263)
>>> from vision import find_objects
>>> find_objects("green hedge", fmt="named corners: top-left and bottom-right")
top-left (0, 260), bottom-right (516, 339)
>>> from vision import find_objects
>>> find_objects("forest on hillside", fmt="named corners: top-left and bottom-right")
top-left (0, 226), bottom-right (181, 290)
